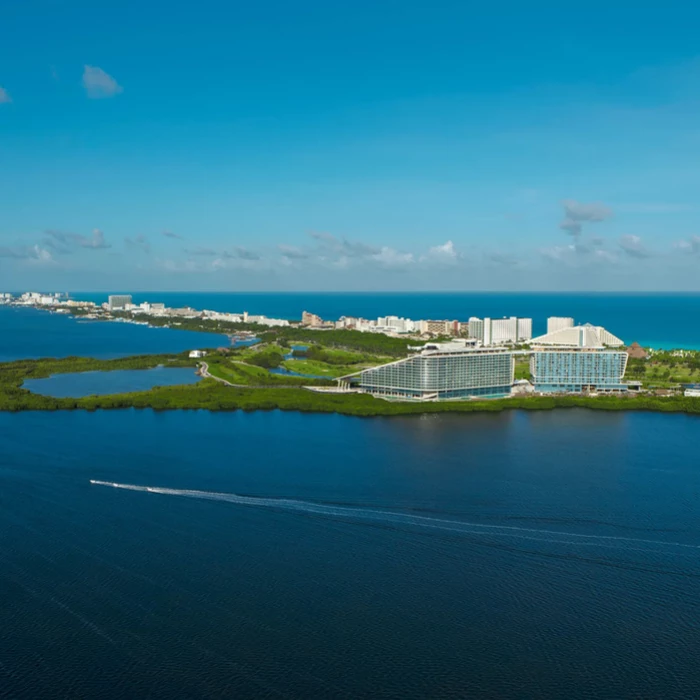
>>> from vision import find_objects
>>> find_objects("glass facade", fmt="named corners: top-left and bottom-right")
top-left (356, 350), bottom-right (514, 400)
top-left (530, 350), bottom-right (628, 393)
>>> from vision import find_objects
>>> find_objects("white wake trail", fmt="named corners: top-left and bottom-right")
top-left (89, 480), bottom-right (700, 552)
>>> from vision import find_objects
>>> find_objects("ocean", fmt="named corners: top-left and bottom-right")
top-left (0, 305), bottom-right (226, 363)
top-left (68, 291), bottom-right (700, 349)
top-left (1, 408), bottom-right (700, 699)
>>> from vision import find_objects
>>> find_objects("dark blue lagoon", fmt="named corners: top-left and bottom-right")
top-left (2, 408), bottom-right (700, 699)
top-left (0, 306), bottom-right (225, 362)
top-left (23, 366), bottom-right (200, 398)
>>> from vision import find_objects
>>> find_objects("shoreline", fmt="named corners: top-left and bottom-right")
top-left (3, 353), bottom-right (700, 416)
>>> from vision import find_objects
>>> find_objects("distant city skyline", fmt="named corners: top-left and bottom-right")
top-left (2, 1), bottom-right (700, 291)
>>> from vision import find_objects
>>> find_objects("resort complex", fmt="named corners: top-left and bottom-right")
top-left (341, 326), bottom-right (630, 401)
top-left (1, 292), bottom-right (664, 403)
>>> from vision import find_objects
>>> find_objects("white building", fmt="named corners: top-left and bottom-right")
top-left (477, 317), bottom-right (533, 345)
top-left (377, 316), bottom-right (417, 333)
top-left (189, 350), bottom-right (207, 358)
top-left (517, 318), bottom-right (532, 342)
top-left (530, 323), bottom-right (624, 348)
top-left (108, 295), bottom-right (132, 311)
top-left (547, 317), bottom-right (575, 334)
top-left (468, 317), bottom-right (484, 341)
top-left (246, 315), bottom-right (290, 327)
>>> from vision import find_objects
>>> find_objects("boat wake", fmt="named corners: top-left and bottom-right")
top-left (88, 480), bottom-right (699, 555)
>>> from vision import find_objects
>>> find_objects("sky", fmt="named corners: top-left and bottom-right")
top-left (2, 0), bottom-right (700, 291)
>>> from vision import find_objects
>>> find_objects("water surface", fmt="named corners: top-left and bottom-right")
top-left (1, 408), bottom-right (699, 698)
top-left (23, 366), bottom-right (200, 398)
top-left (0, 306), bottom-right (226, 362)
top-left (69, 291), bottom-right (700, 348)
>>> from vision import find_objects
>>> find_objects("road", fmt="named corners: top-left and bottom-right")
top-left (199, 362), bottom-right (315, 390)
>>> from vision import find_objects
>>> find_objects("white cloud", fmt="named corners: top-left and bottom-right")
top-left (278, 244), bottom-right (310, 260)
top-left (124, 234), bottom-right (150, 253)
top-left (371, 247), bottom-right (414, 268)
top-left (45, 228), bottom-right (110, 252)
top-left (594, 249), bottom-right (617, 263)
top-left (0, 87), bottom-right (11, 104)
top-left (0, 244), bottom-right (53, 263)
top-left (619, 234), bottom-right (652, 259)
top-left (423, 240), bottom-right (461, 263)
top-left (674, 236), bottom-right (700, 254)
top-left (82, 65), bottom-right (123, 99)
top-left (560, 199), bottom-right (613, 237)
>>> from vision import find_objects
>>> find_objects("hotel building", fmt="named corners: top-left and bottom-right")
top-left (469, 317), bottom-right (533, 345)
top-left (530, 349), bottom-right (628, 393)
top-left (344, 341), bottom-right (514, 401)
top-left (546, 316), bottom-right (575, 334)
top-left (529, 323), bottom-right (628, 393)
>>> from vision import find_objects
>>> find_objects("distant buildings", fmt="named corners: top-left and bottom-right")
top-left (189, 350), bottom-right (207, 359)
top-left (468, 317), bottom-right (532, 345)
top-left (302, 310), bottom-right (324, 327)
top-left (245, 314), bottom-right (290, 327)
top-left (108, 295), bottom-right (132, 311)
top-left (547, 317), bottom-right (575, 334)
top-left (419, 319), bottom-right (460, 336)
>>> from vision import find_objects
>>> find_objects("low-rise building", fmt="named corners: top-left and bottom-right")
top-left (419, 319), bottom-right (460, 336)
top-left (302, 310), bottom-right (324, 327)
top-left (189, 350), bottom-right (207, 359)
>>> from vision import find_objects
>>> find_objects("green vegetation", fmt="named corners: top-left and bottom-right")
top-left (205, 360), bottom-right (332, 387)
top-left (514, 356), bottom-right (531, 381)
top-left (624, 349), bottom-right (700, 388)
top-left (2, 352), bottom-right (700, 416)
top-left (262, 328), bottom-right (412, 357)
top-left (245, 348), bottom-right (285, 369)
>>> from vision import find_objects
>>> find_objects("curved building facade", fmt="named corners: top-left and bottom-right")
top-left (350, 345), bottom-right (514, 401)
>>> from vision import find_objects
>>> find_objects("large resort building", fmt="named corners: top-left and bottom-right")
top-left (342, 324), bottom-right (630, 401)
top-left (530, 323), bottom-right (628, 393)
top-left (343, 341), bottom-right (514, 401)
top-left (529, 350), bottom-right (629, 394)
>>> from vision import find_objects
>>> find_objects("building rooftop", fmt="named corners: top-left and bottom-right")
top-left (530, 324), bottom-right (624, 349)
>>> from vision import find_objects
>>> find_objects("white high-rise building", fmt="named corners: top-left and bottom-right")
top-left (108, 294), bottom-right (132, 311)
top-left (479, 317), bottom-right (533, 345)
top-left (468, 317), bottom-right (484, 341)
top-left (547, 317), bottom-right (575, 334)
top-left (517, 318), bottom-right (532, 342)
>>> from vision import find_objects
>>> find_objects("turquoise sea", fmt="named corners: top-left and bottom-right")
top-left (70, 291), bottom-right (700, 349)
top-left (0, 305), bottom-right (226, 363)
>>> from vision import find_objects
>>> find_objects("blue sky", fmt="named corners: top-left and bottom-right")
top-left (2, 0), bottom-right (700, 291)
